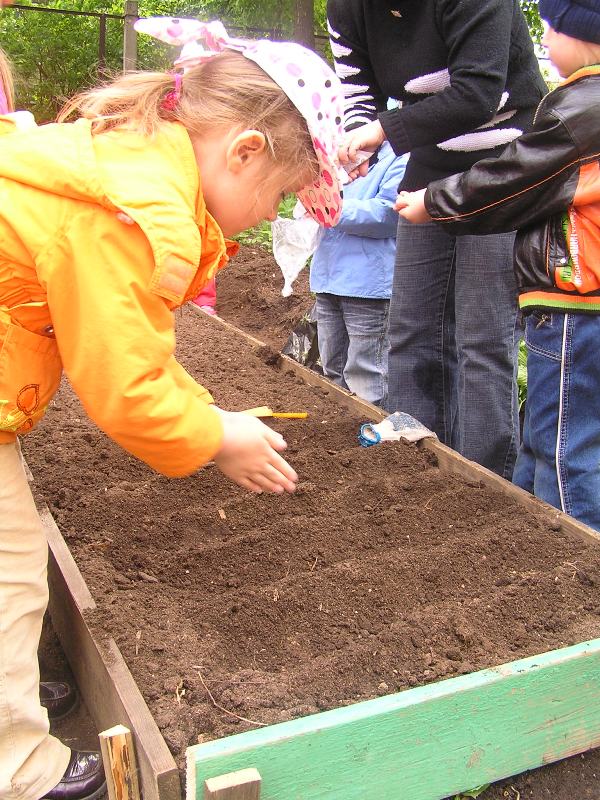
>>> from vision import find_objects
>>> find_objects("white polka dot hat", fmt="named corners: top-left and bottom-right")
top-left (135, 18), bottom-right (344, 227)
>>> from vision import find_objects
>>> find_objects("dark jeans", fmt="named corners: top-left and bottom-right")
top-left (387, 219), bottom-right (520, 479)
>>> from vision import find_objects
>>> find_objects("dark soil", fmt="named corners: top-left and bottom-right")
top-left (215, 243), bottom-right (313, 350)
top-left (29, 246), bottom-right (600, 799)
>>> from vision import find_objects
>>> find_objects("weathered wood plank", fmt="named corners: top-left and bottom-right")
top-left (99, 724), bottom-right (142, 800)
top-left (40, 502), bottom-right (181, 800)
top-left (186, 639), bottom-right (600, 800)
top-left (203, 768), bottom-right (261, 800)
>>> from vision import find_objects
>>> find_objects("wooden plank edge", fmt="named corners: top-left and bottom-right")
top-left (188, 304), bottom-right (267, 350)
top-left (203, 768), bottom-right (261, 800)
top-left (36, 491), bottom-right (181, 800)
top-left (423, 438), bottom-right (600, 547)
top-left (186, 639), bottom-right (600, 800)
top-left (99, 724), bottom-right (142, 800)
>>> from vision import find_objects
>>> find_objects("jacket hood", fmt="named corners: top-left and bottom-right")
top-left (0, 116), bottom-right (111, 205)
top-left (0, 117), bottom-right (234, 306)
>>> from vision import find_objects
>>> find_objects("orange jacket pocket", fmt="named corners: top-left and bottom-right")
top-left (0, 322), bottom-right (62, 436)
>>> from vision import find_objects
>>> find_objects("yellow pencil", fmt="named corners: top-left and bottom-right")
top-left (242, 406), bottom-right (308, 419)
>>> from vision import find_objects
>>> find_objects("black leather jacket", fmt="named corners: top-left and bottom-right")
top-left (425, 65), bottom-right (600, 315)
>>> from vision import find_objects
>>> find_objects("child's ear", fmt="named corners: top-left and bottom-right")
top-left (226, 130), bottom-right (267, 173)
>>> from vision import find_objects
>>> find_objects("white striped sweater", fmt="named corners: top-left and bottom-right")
top-left (327, 0), bottom-right (547, 190)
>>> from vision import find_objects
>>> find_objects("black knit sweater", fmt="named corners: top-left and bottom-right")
top-left (327, 0), bottom-right (548, 190)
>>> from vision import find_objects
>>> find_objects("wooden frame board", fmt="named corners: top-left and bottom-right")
top-left (38, 312), bottom-right (600, 800)
top-left (186, 638), bottom-right (600, 800)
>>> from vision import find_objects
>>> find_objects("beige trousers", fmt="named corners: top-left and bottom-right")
top-left (0, 442), bottom-right (70, 799)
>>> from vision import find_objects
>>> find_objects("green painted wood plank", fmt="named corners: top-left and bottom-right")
top-left (186, 639), bottom-right (600, 800)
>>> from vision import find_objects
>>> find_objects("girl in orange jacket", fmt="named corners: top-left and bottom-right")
top-left (0, 19), bottom-right (344, 800)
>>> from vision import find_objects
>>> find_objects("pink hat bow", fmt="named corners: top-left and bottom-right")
top-left (134, 18), bottom-right (247, 70)
top-left (135, 17), bottom-right (345, 227)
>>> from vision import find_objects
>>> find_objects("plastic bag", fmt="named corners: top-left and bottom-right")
top-left (358, 412), bottom-right (437, 447)
top-left (271, 203), bottom-right (322, 297)
top-left (281, 303), bottom-right (322, 374)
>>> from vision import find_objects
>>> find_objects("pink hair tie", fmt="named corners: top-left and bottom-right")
top-left (161, 72), bottom-right (182, 111)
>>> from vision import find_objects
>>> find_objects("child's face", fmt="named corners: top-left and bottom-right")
top-left (220, 160), bottom-right (315, 238)
top-left (194, 128), bottom-right (313, 238)
top-left (217, 163), bottom-right (302, 238)
top-left (542, 22), bottom-right (599, 78)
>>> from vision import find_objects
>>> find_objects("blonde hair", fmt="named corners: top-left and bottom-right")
top-left (59, 51), bottom-right (318, 183)
top-left (0, 47), bottom-right (14, 112)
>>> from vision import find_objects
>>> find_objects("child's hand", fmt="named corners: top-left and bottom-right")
top-left (338, 121), bottom-right (385, 180)
top-left (212, 408), bottom-right (298, 494)
top-left (394, 189), bottom-right (432, 224)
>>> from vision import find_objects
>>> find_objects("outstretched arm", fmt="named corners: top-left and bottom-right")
top-left (44, 206), bottom-right (297, 492)
top-left (423, 106), bottom-right (586, 235)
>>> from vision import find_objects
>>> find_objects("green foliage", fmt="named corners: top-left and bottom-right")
top-left (454, 785), bottom-right (491, 800)
top-left (521, 0), bottom-right (544, 42)
top-left (234, 222), bottom-right (274, 249)
top-left (0, 1), bottom-right (125, 120)
top-left (517, 338), bottom-right (528, 409)
top-left (0, 0), bottom-right (313, 121)
top-left (234, 193), bottom-right (297, 248)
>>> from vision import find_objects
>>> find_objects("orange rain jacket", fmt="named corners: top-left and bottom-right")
top-left (0, 116), bottom-right (238, 477)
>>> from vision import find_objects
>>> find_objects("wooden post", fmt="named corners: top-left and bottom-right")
top-left (123, 0), bottom-right (138, 72)
top-left (98, 13), bottom-right (107, 75)
top-left (99, 724), bottom-right (142, 800)
top-left (204, 768), bottom-right (261, 800)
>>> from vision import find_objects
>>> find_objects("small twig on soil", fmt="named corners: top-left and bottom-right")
top-left (310, 556), bottom-right (318, 572)
top-left (423, 488), bottom-right (458, 510)
top-left (174, 679), bottom-right (186, 706)
top-left (190, 670), bottom-right (282, 686)
top-left (563, 561), bottom-right (580, 580)
top-left (197, 671), bottom-right (267, 727)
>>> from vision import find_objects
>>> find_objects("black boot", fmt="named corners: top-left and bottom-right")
top-left (42, 750), bottom-right (106, 800)
top-left (40, 681), bottom-right (78, 721)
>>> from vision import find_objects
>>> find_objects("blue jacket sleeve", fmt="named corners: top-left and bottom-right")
top-left (336, 156), bottom-right (407, 238)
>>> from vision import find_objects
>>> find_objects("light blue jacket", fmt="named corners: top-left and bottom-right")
top-left (309, 142), bottom-right (407, 299)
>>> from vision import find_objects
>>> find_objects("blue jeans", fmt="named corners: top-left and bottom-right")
top-left (315, 293), bottom-right (389, 406)
top-left (387, 219), bottom-right (520, 478)
top-left (514, 311), bottom-right (600, 532)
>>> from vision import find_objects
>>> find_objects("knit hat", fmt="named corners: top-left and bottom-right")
top-left (135, 17), bottom-right (344, 227)
top-left (539, 0), bottom-right (600, 44)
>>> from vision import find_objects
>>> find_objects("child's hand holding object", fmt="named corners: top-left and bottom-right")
top-left (212, 408), bottom-right (298, 494)
top-left (394, 189), bottom-right (431, 224)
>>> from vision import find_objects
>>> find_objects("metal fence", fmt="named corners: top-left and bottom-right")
top-left (1, 3), bottom-right (330, 120)
top-left (9, 3), bottom-right (127, 71)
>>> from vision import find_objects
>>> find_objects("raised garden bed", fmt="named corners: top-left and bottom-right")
top-left (25, 296), bottom-right (600, 800)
